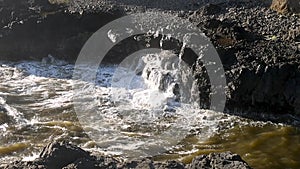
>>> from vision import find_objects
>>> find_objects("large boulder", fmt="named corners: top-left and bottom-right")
top-left (38, 141), bottom-right (91, 169)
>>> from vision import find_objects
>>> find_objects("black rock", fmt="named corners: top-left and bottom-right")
top-left (1, 142), bottom-right (252, 169)
top-left (0, 106), bottom-right (9, 125)
top-left (38, 141), bottom-right (91, 169)
top-left (189, 1), bottom-right (300, 121)
top-left (0, 0), bottom-right (124, 62)
top-left (196, 4), bottom-right (222, 16)
top-left (187, 152), bottom-right (252, 169)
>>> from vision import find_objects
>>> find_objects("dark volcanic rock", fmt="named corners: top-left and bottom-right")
top-left (62, 156), bottom-right (119, 169)
top-left (0, 0), bottom-right (124, 62)
top-left (0, 0), bottom-right (300, 121)
top-left (189, 1), bottom-right (300, 119)
top-left (195, 4), bottom-right (222, 16)
top-left (118, 158), bottom-right (185, 169)
top-left (0, 106), bottom-right (9, 125)
top-left (39, 141), bottom-right (91, 168)
top-left (1, 142), bottom-right (251, 169)
top-left (187, 152), bottom-right (251, 169)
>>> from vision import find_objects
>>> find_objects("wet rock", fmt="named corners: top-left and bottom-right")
top-left (187, 152), bottom-right (251, 169)
top-left (0, 106), bottom-right (9, 125)
top-left (120, 159), bottom-right (186, 169)
top-left (62, 156), bottom-right (118, 169)
top-left (38, 141), bottom-right (91, 169)
top-left (2, 161), bottom-right (45, 169)
top-left (2, 142), bottom-right (251, 169)
top-left (271, 0), bottom-right (300, 14)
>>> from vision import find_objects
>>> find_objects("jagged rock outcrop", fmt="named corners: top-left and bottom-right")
top-left (187, 152), bottom-right (251, 169)
top-left (1, 141), bottom-right (252, 169)
top-left (190, 2), bottom-right (300, 119)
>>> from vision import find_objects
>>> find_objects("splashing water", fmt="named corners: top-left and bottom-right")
top-left (0, 52), bottom-right (231, 160)
top-left (0, 11), bottom-right (268, 160)
top-left (72, 48), bottom-right (235, 158)
top-left (0, 56), bottom-right (299, 169)
top-left (0, 11), bottom-right (299, 169)
top-left (71, 11), bottom-right (230, 157)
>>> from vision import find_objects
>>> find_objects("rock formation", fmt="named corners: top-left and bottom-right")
top-left (1, 141), bottom-right (252, 169)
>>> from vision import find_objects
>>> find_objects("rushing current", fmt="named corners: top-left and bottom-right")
top-left (0, 54), bottom-right (299, 169)
top-left (0, 52), bottom-right (231, 158)
top-left (72, 50), bottom-right (233, 158)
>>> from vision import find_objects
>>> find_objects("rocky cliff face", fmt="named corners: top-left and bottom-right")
top-left (189, 2), bottom-right (300, 120)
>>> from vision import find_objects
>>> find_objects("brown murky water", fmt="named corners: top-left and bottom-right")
top-left (154, 124), bottom-right (300, 169)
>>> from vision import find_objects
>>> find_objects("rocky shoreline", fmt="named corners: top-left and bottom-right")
top-left (0, 0), bottom-right (299, 168)
top-left (1, 141), bottom-right (252, 169)
top-left (1, 0), bottom-right (299, 123)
